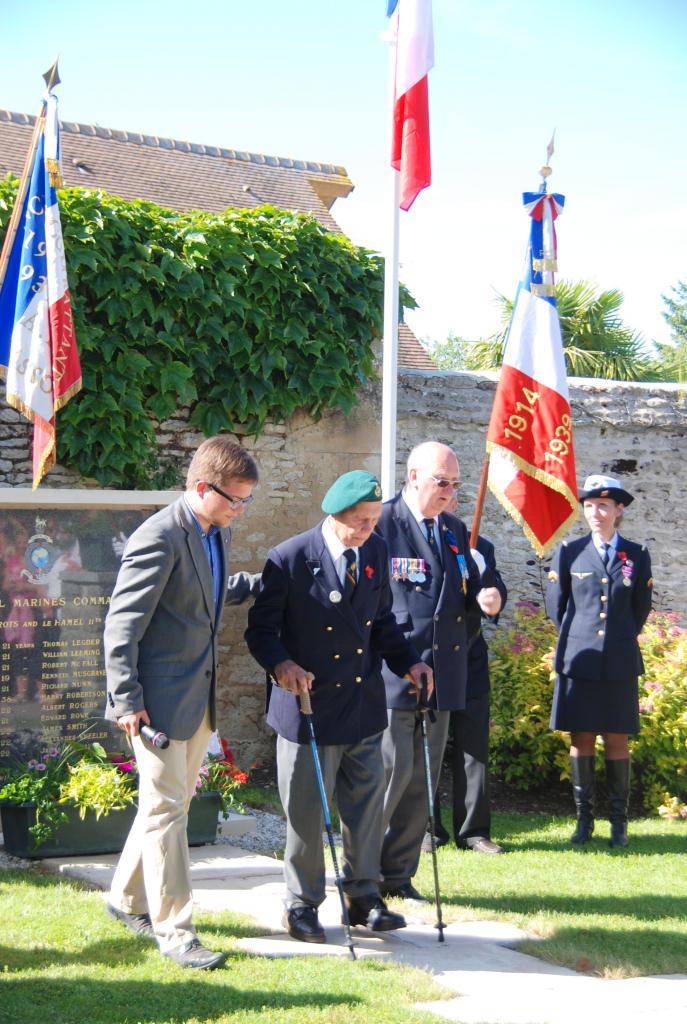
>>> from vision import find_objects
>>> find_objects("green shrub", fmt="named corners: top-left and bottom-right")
top-left (632, 612), bottom-right (687, 817)
top-left (488, 605), bottom-right (687, 816)
top-left (488, 602), bottom-right (567, 788)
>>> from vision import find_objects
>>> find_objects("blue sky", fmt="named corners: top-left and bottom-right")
top-left (2, 0), bottom-right (686, 350)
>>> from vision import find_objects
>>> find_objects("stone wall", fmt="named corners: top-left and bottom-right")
top-left (1, 371), bottom-right (686, 765)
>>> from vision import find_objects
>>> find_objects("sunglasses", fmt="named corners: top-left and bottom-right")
top-left (206, 482), bottom-right (254, 509)
top-left (428, 475), bottom-right (460, 490)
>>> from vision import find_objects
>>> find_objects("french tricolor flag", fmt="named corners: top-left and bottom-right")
top-left (0, 92), bottom-right (81, 489)
top-left (486, 190), bottom-right (579, 556)
top-left (388, 0), bottom-right (433, 211)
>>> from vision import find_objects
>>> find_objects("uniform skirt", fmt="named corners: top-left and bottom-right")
top-left (549, 675), bottom-right (640, 733)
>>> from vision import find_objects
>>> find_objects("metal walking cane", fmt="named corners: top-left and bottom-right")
top-left (299, 685), bottom-right (357, 960)
top-left (417, 673), bottom-right (445, 942)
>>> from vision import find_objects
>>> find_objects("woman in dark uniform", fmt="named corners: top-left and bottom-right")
top-left (545, 474), bottom-right (653, 848)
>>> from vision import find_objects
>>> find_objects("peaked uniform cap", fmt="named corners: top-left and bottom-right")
top-left (579, 474), bottom-right (634, 506)
top-left (321, 470), bottom-right (382, 514)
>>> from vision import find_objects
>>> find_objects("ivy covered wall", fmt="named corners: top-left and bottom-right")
top-left (0, 179), bottom-right (396, 488)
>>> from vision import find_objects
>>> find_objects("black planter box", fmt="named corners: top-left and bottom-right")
top-left (0, 792), bottom-right (221, 859)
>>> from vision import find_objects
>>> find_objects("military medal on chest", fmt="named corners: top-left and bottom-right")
top-left (618, 551), bottom-right (634, 587)
top-left (445, 528), bottom-right (469, 595)
top-left (391, 556), bottom-right (427, 583)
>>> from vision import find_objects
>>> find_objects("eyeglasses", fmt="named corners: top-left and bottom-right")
top-left (206, 482), bottom-right (254, 509)
top-left (428, 475), bottom-right (460, 490)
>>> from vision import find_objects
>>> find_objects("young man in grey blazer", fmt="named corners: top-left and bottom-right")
top-left (104, 436), bottom-right (259, 969)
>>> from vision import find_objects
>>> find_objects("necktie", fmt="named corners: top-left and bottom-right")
top-left (423, 518), bottom-right (438, 554)
top-left (343, 548), bottom-right (357, 599)
top-left (601, 543), bottom-right (610, 566)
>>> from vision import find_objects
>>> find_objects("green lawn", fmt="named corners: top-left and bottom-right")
top-left (2, 809), bottom-right (684, 1024)
top-left (408, 811), bottom-right (687, 978)
top-left (0, 872), bottom-right (446, 1024)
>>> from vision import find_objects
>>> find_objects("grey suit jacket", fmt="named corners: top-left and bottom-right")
top-left (104, 495), bottom-right (257, 739)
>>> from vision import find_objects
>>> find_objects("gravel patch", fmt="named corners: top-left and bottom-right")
top-left (0, 847), bottom-right (31, 870)
top-left (217, 808), bottom-right (342, 857)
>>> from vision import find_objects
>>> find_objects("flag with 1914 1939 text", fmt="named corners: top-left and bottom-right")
top-left (486, 189), bottom-right (578, 557)
top-left (0, 91), bottom-right (81, 489)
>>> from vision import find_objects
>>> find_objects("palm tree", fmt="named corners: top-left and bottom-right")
top-left (463, 280), bottom-right (655, 381)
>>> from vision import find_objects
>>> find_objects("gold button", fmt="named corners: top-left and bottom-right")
top-left (356, 648), bottom-right (363, 655)
top-left (366, 619), bottom-right (372, 626)
top-left (600, 595), bottom-right (608, 602)
top-left (453, 644), bottom-right (460, 651)
top-left (326, 625), bottom-right (333, 632)
top-left (597, 629), bottom-right (605, 636)
top-left (355, 676), bottom-right (362, 683)
top-left (333, 654), bottom-right (340, 660)
top-left (456, 616), bottom-right (462, 623)
top-left (599, 612), bottom-right (607, 619)
top-left (433, 643), bottom-right (439, 650)
top-left (601, 577), bottom-right (608, 584)
top-left (335, 683), bottom-right (342, 688)
top-left (415, 585), bottom-right (422, 592)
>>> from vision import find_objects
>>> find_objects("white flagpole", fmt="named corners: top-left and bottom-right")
top-left (381, 25), bottom-right (401, 501)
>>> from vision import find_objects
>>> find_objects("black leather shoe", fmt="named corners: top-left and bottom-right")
top-left (346, 895), bottom-right (406, 931)
top-left (380, 882), bottom-right (428, 903)
top-left (164, 939), bottom-right (226, 970)
top-left (283, 906), bottom-right (326, 943)
top-left (465, 837), bottom-right (504, 855)
top-left (106, 903), bottom-right (155, 940)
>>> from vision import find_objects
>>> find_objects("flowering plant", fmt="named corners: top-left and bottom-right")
top-left (195, 736), bottom-right (253, 817)
top-left (0, 734), bottom-right (253, 848)
top-left (0, 741), bottom-right (137, 847)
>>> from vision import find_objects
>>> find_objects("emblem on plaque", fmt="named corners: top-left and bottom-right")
top-left (21, 517), bottom-right (59, 584)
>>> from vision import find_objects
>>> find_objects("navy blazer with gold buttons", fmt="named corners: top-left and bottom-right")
top-left (375, 493), bottom-right (482, 712)
top-left (545, 533), bottom-right (652, 680)
top-left (245, 521), bottom-right (420, 744)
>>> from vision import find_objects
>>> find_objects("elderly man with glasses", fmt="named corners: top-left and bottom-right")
top-left (104, 436), bottom-right (260, 970)
top-left (375, 441), bottom-right (503, 901)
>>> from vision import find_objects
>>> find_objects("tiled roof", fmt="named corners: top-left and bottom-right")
top-left (0, 110), bottom-right (434, 369)
top-left (0, 110), bottom-right (352, 233)
top-left (399, 323), bottom-right (436, 369)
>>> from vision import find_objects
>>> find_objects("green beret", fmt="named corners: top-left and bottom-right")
top-left (321, 470), bottom-right (382, 514)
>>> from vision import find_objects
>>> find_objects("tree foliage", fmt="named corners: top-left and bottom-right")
top-left (0, 178), bottom-right (389, 488)
top-left (432, 280), bottom-right (657, 382)
top-left (655, 280), bottom-right (687, 382)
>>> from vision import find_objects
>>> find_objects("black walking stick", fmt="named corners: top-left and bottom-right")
top-left (299, 686), bottom-right (357, 960)
top-left (417, 673), bottom-right (445, 942)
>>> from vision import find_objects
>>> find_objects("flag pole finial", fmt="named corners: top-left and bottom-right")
top-left (539, 131), bottom-right (555, 193)
top-left (42, 59), bottom-right (60, 93)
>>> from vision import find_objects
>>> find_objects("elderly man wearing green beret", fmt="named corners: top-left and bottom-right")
top-left (246, 470), bottom-right (433, 944)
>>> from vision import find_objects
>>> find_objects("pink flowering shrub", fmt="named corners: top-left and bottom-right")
top-left (487, 606), bottom-right (687, 815)
top-left (488, 603), bottom-right (568, 789)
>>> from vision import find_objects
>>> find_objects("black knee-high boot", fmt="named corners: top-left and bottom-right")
top-left (606, 758), bottom-right (631, 848)
top-left (570, 755), bottom-right (595, 844)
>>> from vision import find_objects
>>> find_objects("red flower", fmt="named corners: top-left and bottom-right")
top-left (617, 551), bottom-right (628, 562)
top-left (365, 565), bottom-right (374, 579)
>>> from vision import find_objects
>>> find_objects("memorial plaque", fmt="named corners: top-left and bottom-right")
top-left (0, 508), bottom-right (152, 764)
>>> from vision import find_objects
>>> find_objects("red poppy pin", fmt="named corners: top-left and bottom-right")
top-left (618, 551), bottom-right (628, 562)
top-left (365, 565), bottom-right (374, 579)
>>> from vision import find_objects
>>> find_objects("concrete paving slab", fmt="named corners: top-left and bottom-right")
top-left (30, 841), bottom-right (687, 1024)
